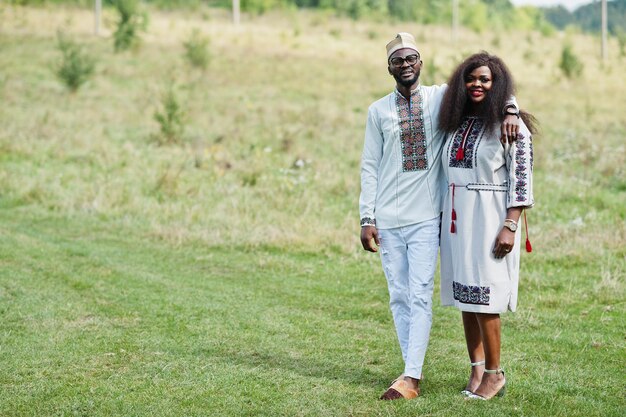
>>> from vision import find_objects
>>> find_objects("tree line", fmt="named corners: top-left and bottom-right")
top-left (544, 0), bottom-right (626, 35)
top-left (8, 0), bottom-right (626, 35)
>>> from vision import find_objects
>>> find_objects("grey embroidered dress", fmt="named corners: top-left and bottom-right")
top-left (440, 117), bottom-right (534, 313)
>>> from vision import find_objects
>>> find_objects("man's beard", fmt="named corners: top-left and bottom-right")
top-left (393, 69), bottom-right (420, 87)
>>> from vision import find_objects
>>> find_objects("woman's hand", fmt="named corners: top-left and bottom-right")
top-left (493, 227), bottom-right (515, 259)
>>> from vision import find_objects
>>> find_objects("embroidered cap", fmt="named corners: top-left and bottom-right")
top-left (386, 32), bottom-right (419, 59)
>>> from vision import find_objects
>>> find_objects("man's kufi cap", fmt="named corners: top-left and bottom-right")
top-left (386, 32), bottom-right (419, 59)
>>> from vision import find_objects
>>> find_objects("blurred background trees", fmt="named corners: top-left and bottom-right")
top-left (6, 0), bottom-right (626, 35)
top-left (8, 0), bottom-right (626, 36)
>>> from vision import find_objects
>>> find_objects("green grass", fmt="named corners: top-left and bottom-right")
top-left (0, 210), bottom-right (623, 416)
top-left (0, 4), bottom-right (624, 416)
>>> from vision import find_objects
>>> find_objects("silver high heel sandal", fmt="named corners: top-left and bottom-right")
top-left (461, 360), bottom-right (485, 396)
top-left (465, 368), bottom-right (506, 400)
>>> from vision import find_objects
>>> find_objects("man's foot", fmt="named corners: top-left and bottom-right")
top-left (403, 376), bottom-right (420, 392)
top-left (380, 378), bottom-right (419, 400)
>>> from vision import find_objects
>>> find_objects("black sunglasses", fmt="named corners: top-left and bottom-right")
top-left (389, 54), bottom-right (420, 67)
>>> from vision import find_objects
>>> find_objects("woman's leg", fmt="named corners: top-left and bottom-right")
top-left (473, 313), bottom-right (505, 398)
top-left (462, 312), bottom-right (484, 392)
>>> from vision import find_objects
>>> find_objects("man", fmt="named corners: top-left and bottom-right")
top-left (359, 33), bottom-right (519, 400)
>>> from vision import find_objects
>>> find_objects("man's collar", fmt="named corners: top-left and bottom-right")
top-left (394, 84), bottom-right (421, 98)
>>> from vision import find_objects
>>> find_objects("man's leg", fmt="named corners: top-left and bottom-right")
top-left (378, 228), bottom-right (410, 366)
top-left (403, 217), bottom-right (440, 389)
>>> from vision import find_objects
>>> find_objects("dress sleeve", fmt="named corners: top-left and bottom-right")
top-left (506, 128), bottom-right (534, 209)
top-left (359, 105), bottom-right (383, 226)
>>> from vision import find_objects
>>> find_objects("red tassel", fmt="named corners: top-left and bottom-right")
top-left (523, 210), bottom-right (532, 253)
top-left (456, 147), bottom-right (464, 161)
top-left (450, 183), bottom-right (457, 234)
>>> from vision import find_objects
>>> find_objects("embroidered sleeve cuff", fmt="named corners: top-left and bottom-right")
top-left (360, 217), bottom-right (376, 227)
top-left (507, 201), bottom-right (534, 210)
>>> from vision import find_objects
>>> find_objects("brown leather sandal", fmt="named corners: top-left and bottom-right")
top-left (379, 379), bottom-right (419, 400)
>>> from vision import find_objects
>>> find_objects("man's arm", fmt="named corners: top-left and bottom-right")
top-left (501, 97), bottom-right (520, 143)
top-left (359, 106), bottom-right (383, 252)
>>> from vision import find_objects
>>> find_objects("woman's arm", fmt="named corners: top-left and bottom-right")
top-left (494, 125), bottom-right (534, 258)
top-left (493, 207), bottom-right (523, 259)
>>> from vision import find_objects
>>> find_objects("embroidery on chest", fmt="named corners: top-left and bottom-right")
top-left (395, 91), bottom-right (428, 172)
top-left (448, 117), bottom-right (484, 169)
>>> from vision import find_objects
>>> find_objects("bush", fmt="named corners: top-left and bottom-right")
top-left (183, 29), bottom-right (210, 69)
top-left (54, 32), bottom-right (95, 92)
top-left (111, 0), bottom-right (148, 52)
top-left (559, 43), bottom-right (583, 79)
top-left (421, 57), bottom-right (441, 86)
top-left (615, 29), bottom-right (626, 57)
top-left (153, 87), bottom-right (186, 145)
top-left (241, 0), bottom-right (290, 14)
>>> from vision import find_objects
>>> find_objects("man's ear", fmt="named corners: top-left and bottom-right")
top-left (387, 66), bottom-right (392, 75)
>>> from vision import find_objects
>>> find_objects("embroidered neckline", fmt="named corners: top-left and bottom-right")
top-left (448, 117), bottom-right (484, 169)
top-left (394, 85), bottom-right (422, 98)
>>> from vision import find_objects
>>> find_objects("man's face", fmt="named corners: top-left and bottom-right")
top-left (388, 48), bottom-right (422, 87)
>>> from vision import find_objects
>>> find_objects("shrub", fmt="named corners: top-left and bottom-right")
top-left (559, 43), bottom-right (583, 79)
top-left (421, 57), bottom-right (440, 86)
top-left (153, 87), bottom-right (186, 145)
top-left (54, 32), bottom-right (95, 92)
top-left (183, 29), bottom-right (210, 70)
top-left (241, 0), bottom-right (289, 15)
top-left (615, 29), bottom-right (626, 57)
top-left (111, 0), bottom-right (147, 52)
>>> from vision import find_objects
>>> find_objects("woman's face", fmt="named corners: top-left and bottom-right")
top-left (465, 65), bottom-right (492, 104)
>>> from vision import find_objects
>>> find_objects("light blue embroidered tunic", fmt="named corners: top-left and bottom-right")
top-left (359, 85), bottom-right (448, 229)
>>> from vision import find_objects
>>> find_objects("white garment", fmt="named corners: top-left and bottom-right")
top-left (359, 85), bottom-right (448, 229)
top-left (440, 117), bottom-right (534, 313)
top-left (378, 218), bottom-right (440, 380)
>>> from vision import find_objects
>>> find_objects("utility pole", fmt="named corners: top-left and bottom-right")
top-left (601, 0), bottom-right (608, 62)
top-left (452, 0), bottom-right (459, 44)
top-left (233, 0), bottom-right (240, 26)
top-left (94, 0), bottom-right (102, 36)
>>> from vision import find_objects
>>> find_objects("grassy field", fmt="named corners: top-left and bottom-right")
top-left (0, 4), bottom-right (624, 416)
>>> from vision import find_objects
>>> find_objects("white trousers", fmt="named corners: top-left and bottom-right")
top-left (378, 217), bottom-right (440, 379)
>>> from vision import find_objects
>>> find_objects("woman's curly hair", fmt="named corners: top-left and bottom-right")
top-left (439, 51), bottom-right (536, 135)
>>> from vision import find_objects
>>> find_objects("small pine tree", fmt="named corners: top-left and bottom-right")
top-left (55, 32), bottom-right (95, 92)
top-left (112, 0), bottom-right (147, 52)
top-left (154, 87), bottom-right (186, 145)
top-left (183, 29), bottom-right (210, 70)
top-left (559, 43), bottom-right (583, 79)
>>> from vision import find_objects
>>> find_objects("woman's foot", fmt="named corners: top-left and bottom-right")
top-left (463, 361), bottom-right (485, 394)
top-left (469, 369), bottom-right (505, 400)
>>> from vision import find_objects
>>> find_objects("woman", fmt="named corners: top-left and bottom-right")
top-left (438, 52), bottom-right (536, 400)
